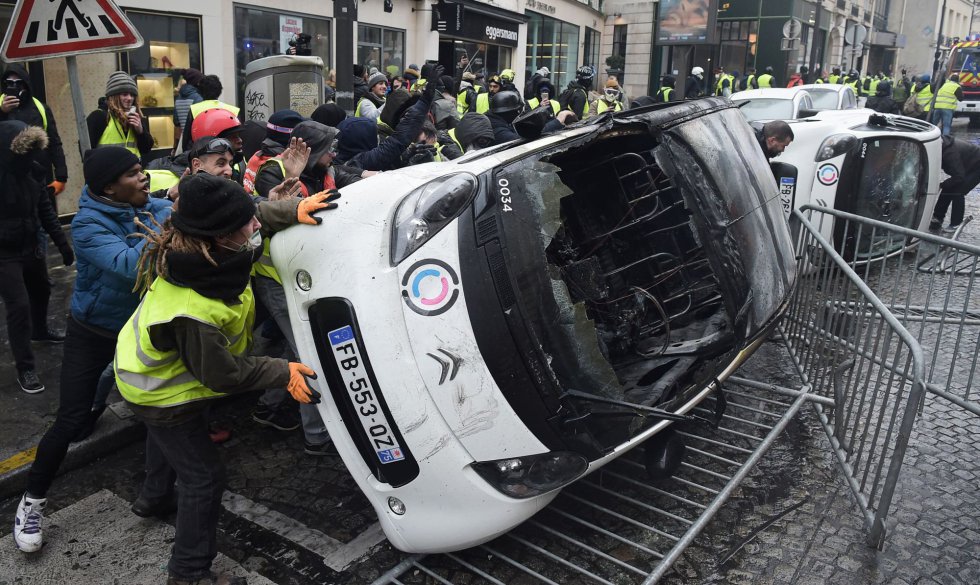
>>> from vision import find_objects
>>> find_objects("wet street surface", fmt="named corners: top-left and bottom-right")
top-left (1, 121), bottom-right (979, 584)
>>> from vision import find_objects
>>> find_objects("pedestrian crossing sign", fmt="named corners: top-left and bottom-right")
top-left (1, 0), bottom-right (142, 62)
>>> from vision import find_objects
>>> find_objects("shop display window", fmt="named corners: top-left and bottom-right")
top-left (121, 10), bottom-right (202, 156)
top-left (358, 25), bottom-right (405, 78)
top-left (526, 12), bottom-right (580, 90)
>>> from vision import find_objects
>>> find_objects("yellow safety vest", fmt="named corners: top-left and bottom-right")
top-left (915, 85), bottom-right (934, 111)
top-left (98, 116), bottom-right (139, 156)
top-left (527, 97), bottom-right (560, 114)
top-left (249, 158), bottom-right (288, 284)
top-left (815, 78), bottom-right (826, 84)
top-left (354, 96), bottom-right (384, 117)
top-left (828, 74), bottom-right (841, 84)
top-left (190, 100), bottom-right (240, 118)
top-left (756, 74), bottom-right (774, 88)
top-left (456, 86), bottom-right (485, 114)
top-left (475, 92), bottom-right (490, 114)
top-left (595, 100), bottom-right (623, 114)
top-left (115, 276), bottom-right (254, 408)
top-left (32, 97), bottom-right (47, 130)
top-left (869, 78), bottom-right (880, 95)
top-left (435, 127), bottom-right (464, 161)
top-left (657, 87), bottom-right (674, 102)
top-left (745, 75), bottom-right (756, 89)
top-left (934, 80), bottom-right (960, 110)
top-left (715, 74), bottom-right (733, 95)
top-left (145, 169), bottom-right (180, 193)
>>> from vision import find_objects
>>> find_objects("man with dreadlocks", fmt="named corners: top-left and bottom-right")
top-left (14, 146), bottom-right (171, 554)
top-left (113, 173), bottom-right (336, 585)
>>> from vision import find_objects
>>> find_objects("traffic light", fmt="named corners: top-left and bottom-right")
top-left (384, 0), bottom-right (393, 12)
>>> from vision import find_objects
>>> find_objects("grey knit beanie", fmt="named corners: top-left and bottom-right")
top-left (105, 71), bottom-right (138, 97)
top-left (367, 71), bottom-right (387, 90)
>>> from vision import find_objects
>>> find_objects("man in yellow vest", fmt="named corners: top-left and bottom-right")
top-left (354, 71), bottom-right (387, 121)
top-left (755, 66), bottom-right (776, 88)
top-left (116, 173), bottom-right (334, 585)
top-left (656, 75), bottom-right (677, 102)
top-left (932, 74), bottom-right (963, 136)
top-left (457, 71), bottom-right (485, 114)
top-left (714, 67), bottom-right (735, 96)
top-left (912, 74), bottom-right (934, 120)
top-left (589, 78), bottom-right (625, 116)
top-left (180, 74), bottom-right (239, 153)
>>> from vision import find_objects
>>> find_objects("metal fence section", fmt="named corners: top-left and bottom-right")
top-left (798, 206), bottom-right (980, 417)
top-left (780, 207), bottom-right (927, 548)
top-left (372, 381), bottom-right (807, 585)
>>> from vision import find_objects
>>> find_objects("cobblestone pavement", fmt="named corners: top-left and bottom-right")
top-left (0, 123), bottom-right (978, 585)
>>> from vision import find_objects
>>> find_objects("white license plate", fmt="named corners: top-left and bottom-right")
top-left (327, 325), bottom-right (405, 464)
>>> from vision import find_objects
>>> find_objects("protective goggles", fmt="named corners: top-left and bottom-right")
top-left (191, 137), bottom-right (234, 158)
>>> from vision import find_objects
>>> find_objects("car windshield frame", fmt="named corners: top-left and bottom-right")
top-left (734, 98), bottom-right (797, 121)
top-left (807, 89), bottom-right (840, 110)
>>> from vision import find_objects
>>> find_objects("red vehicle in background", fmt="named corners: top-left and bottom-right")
top-left (946, 37), bottom-right (980, 127)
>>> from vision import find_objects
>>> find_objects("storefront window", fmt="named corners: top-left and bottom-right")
top-left (583, 28), bottom-right (600, 72)
top-left (358, 24), bottom-right (405, 78)
top-left (234, 5), bottom-right (332, 107)
top-left (121, 10), bottom-right (202, 156)
top-left (526, 12), bottom-right (580, 89)
top-left (717, 19), bottom-right (758, 77)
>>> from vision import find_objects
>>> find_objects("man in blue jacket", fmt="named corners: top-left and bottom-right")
top-left (13, 146), bottom-right (172, 554)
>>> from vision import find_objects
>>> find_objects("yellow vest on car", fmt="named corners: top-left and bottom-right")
top-left (145, 169), bottom-right (180, 193)
top-left (915, 85), bottom-right (934, 111)
top-left (98, 116), bottom-right (140, 156)
top-left (934, 80), bottom-right (960, 110)
top-left (115, 277), bottom-right (254, 408)
top-left (190, 100), bottom-right (240, 118)
top-left (595, 99), bottom-right (623, 114)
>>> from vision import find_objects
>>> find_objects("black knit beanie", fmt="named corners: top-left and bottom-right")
top-left (83, 146), bottom-right (141, 196)
top-left (171, 173), bottom-right (256, 237)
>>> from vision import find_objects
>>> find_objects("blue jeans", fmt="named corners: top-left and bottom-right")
top-left (932, 108), bottom-right (954, 135)
top-left (253, 275), bottom-right (330, 444)
top-left (140, 410), bottom-right (224, 581)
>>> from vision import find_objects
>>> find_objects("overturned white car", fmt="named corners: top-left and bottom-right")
top-left (273, 98), bottom-right (797, 553)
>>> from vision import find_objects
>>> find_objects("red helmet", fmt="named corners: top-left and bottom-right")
top-left (191, 108), bottom-right (242, 142)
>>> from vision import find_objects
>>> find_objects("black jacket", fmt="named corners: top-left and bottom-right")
top-left (561, 80), bottom-right (590, 116)
top-left (86, 103), bottom-right (153, 159)
top-left (353, 76), bottom-right (369, 103)
top-left (0, 64), bottom-right (68, 183)
top-left (685, 75), bottom-right (704, 99)
top-left (0, 122), bottom-right (68, 260)
top-left (486, 112), bottom-right (520, 145)
top-left (339, 89), bottom-right (434, 172)
top-left (437, 112), bottom-right (494, 160)
top-left (940, 135), bottom-right (980, 192)
top-left (865, 96), bottom-right (900, 114)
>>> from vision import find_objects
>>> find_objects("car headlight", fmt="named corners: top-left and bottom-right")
top-left (390, 173), bottom-right (479, 265)
top-left (815, 133), bottom-right (859, 161)
top-left (472, 451), bottom-right (589, 499)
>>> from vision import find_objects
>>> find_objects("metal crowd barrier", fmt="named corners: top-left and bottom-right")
top-left (374, 205), bottom-right (972, 583)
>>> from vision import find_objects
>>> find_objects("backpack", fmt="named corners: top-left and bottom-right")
top-left (557, 87), bottom-right (585, 113)
top-left (902, 93), bottom-right (923, 116)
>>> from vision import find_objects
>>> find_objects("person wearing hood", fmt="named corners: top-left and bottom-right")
top-left (1, 63), bottom-right (69, 212)
top-left (865, 80), bottom-right (900, 114)
top-left (114, 173), bottom-right (333, 585)
top-left (172, 68), bottom-right (204, 155)
top-left (685, 67), bottom-right (705, 99)
top-left (87, 71), bottom-right (153, 159)
top-left (527, 79), bottom-right (559, 114)
top-left (656, 76), bottom-right (677, 102)
top-left (828, 67), bottom-right (843, 84)
top-left (352, 64), bottom-right (369, 103)
top-left (499, 69), bottom-right (519, 93)
top-left (930, 135), bottom-right (980, 233)
top-left (255, 120), bottom-right (362, 199)
top-left (431, 74), bottom-right (460, 130)
top-left (355, 71), bottom-right (388, 121)
top-left (12, 145), bottom-right (171, 554)
top-left (403, 64), bottom-right (422, 91)
top-left (243, 109), bottom-right (305, 195)
top-left (487, 90), bottom-right (523, 145)
top-left (560, 65), bottom-right (595, 119)
top-left (589, 79), bottom-right (625, 116)
top-left (336, 62), bottom-right (444, 171)
top-left (524, 66), bottom-right (551, 100)
top-left (0, 120), bottom-right (73, 396)
top-left (436, 112), bottom-right (495, 160)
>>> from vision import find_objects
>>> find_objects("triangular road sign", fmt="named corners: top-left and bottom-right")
top-left (2, 0), bottom-right (143, 62)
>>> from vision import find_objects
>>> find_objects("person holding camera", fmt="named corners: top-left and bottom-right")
top-left (86, 71), bottom-right (153, 160)
top-left (286, 33), bottom-right (313, 56)
top-left (0, 63), bottom-right (69, 215)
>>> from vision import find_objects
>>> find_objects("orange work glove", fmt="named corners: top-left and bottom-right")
top-left (297, 189), bottom-right (342, 225)
top-left (287, 362), bottom-right (321, 404)
top-left (48, 180), bottom-right (66, 195)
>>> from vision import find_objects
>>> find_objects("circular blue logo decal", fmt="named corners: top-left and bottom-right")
top-left (401, 259), bottom-right (460, 316)
top-left (817, 163), bottom-right (839, 186)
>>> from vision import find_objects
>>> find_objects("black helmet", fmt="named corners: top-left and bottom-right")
top-left (490, 90), bottom-right (523, 114)
top-left (765, 66), bottom-right (774, 73)
top-left (576, 65), bottom-right (595, 80)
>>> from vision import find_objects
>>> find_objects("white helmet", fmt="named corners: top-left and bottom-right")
top-left (692, 66), bottom-right (704, 77)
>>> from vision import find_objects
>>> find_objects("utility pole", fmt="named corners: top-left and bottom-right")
top-left (928, 0), bottom-right (948, 114)
top-left (808, 0), bottom-right (823, 78)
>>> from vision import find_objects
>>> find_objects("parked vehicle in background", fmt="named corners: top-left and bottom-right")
top-left (766, 109), bottom-right (941, 260)
top-left (730, 87), bottom-right (815, 121)
top-left (272, 98), bottom-right (798, 553)
top-left (797, 84), bottom-right (859, 111)
top-left (945, 37), bottom-right (980, 127)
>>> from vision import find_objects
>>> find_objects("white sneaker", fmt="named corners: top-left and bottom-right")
top-left (13, 494), bottom-right (46, 552)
